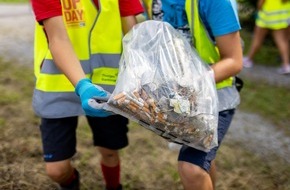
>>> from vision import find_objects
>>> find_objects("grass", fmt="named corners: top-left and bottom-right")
top-left (239, 80), bottom-right (290, 135)
top-left (239, 21), bottom-right (290, 135)
top-left (1, 51), bottom-right (290, 190)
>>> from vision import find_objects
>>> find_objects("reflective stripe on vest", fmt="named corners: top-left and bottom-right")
top-left (36, 66), bottom-right (119, 92)
top-left (256, 0), bottom-right (290, 29)
top-left (185, 0), bottom-right (233, 89)
top-left (36, 53), bottom-right (121, 92)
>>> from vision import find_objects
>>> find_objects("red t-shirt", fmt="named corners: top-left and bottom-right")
top-left (31, 0), bottom-right (144, 22)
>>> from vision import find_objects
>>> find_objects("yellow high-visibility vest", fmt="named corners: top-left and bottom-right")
top-left (33, 0), bottom-right (123, 118)
top-left (256, 0), bottom-right (290, 29)
top-left (34, 0), bottom-right (122, 92)
top-left (142, 0), bottom-right (153, 19)
top-left (142, 0), bottom-right (233, 89)
top-left (185, 0), bottom-right (233, 89)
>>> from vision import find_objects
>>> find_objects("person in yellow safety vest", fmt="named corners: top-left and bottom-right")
top-left (243, 0), bottom-right (290, 74)
top-left (30, 0), bottom-right (143, 189)
top-left (142, 0), bottom-right (243, 189)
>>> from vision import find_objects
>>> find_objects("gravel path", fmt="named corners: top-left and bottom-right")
top-left (227, 110), bottom-right (290, 162)
top-left (1, 3), bottom-right (289, 163)
top-left (0, 3), bottom-right (34, 64)
top-left (239, 65), bottom-right (290, 89)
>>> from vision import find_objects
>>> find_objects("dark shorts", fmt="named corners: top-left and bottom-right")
top-left (178, 109), bottom-right (235, 172)
top-left (40, 115), bottom-right (129, 162)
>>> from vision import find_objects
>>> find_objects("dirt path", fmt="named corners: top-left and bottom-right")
top-left (227, 110), bottom-right (290, 163)
top-left (1, 3), bottom-right (289, 164)
top-left (239, 65), bottom-right (290, 89)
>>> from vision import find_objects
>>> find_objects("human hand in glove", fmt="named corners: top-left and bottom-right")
top-left (75, 78), bottom-right (112, 117)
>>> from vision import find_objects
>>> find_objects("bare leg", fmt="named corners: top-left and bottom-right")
top-left (98, 147), bottom-right (120, 167)
top-left (98, 147), bottom-right (121, 189)
top-left (209, 160), bottom-right (216, 189)
top-left (178, 161), bottom-right (213, 190)
top-left (45, 159), bottom-right (75, 184)
top-left (272, 28), bottom-right (290, 67)
top-left (246, 26), bottom-right (269, 60)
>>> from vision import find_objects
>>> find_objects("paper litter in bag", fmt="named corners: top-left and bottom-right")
top-left (105, 20), bottom-right (219, 152)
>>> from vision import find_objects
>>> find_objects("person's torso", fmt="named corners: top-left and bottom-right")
top-left (33, 0), bottom-right (123, 118)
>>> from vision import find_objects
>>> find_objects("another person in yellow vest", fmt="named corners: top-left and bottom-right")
top-left (30, 0), bottom-right (143, 189)
top-left (243, 0), bottom-right (290, 74)
top-left (142, 0), bottom-right (243, 189)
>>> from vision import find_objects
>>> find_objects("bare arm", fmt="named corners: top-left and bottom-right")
top-left (43, 14), bottom-right (138, 85)
top-left (43, 16), bottom-right (86, 86)
top-left (257, 0), bottom-right (265, 10)
top-left (211, 31), bottom-right (243, 83)
top-left (121, 15), bottom-right (138, 35)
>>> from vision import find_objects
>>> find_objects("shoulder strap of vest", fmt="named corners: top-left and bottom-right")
top-left (185, 0), bottom-right (233, 89)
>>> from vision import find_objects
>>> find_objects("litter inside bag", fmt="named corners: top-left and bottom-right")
top-left (105, 20), bottom-right (219, 152)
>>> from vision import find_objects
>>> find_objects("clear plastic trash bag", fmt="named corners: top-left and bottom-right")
top-left (105, 20), bottom-right (219, 152)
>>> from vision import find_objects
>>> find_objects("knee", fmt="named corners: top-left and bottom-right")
top-left (45, 163), bottom-right (72, 183)
top-left (98, 147), bottom-right (119, 165)
top-left (99, 147), bottom-right (118, 159)
top-left (178, 161), bottom-right (208, 183)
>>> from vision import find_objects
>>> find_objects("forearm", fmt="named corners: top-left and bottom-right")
top-left (211, 57), bottom-right (242, 82)
top-left (49, 38), bottom-right (86, 86)
top-left (211, 31), bottom-right (243, 83)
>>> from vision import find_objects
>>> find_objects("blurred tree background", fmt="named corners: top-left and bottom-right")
top-left (238, 0), bottom-right (257, 30)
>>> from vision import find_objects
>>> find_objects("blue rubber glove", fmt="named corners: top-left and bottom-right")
top-left (75, 78), bottom-right (112, 117)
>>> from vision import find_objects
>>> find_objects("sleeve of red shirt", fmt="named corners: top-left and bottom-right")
top-left (31, 0), bottom-right (62, 22)
top-left (119, 0), bottom-right (144, 17)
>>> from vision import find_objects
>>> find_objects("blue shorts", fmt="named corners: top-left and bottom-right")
top-left (178, 109), bottom-right (235, 172)
top-left (40, 115), bottom-right (129, 162)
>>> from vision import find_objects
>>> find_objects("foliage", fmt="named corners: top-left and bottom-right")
top-left (238, 0), bottom-right (258, 30)
top-left (238, 0), bottom-right (257, 8)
